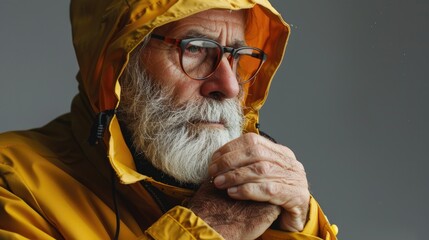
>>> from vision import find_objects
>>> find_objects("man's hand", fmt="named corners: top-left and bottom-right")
top-left (187, 180), bottom-right (281, 240)
top-left (208, 133), bottom-right (310, 232)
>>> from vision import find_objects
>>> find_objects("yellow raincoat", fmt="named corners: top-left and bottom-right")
top-left (0, 0), bottom-right (338, 239)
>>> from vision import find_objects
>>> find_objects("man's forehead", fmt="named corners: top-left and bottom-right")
top-left (185, 9), bottom-right (246, 21)
top-left (153, 9), bottom-right (247, 44)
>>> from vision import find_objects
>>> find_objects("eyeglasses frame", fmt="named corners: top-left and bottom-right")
top-left (149, 33), bottom-right (267, 84)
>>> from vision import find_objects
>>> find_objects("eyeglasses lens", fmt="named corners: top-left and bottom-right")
top-left (181, 40), bottom-right (219, 80)
top-left (181, 40), bottom-right (263, 83)
top-left (235, 49), bottom-right (263, 83)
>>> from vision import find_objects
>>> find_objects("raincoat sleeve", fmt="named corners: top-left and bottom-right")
top-left (145, 197), bottom-right (338, 240)
top-left (0, 165), bottom-right (61, 240)
top-left (145, 206), bottom-right (224, 239)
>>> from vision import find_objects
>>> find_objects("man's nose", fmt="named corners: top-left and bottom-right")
top-left (200, 57), bottom-right (240, 100)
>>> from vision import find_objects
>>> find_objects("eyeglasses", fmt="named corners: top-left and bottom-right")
top-left (150, 34), bottom-right (267, 84)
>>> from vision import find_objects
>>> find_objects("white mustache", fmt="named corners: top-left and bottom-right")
top-left (180, 99), bottom-right (240, 129)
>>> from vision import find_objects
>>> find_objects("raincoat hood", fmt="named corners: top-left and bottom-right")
top-left (70, 0), bottom-right (290, 185)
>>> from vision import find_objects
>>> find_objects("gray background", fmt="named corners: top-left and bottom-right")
top-left (1, 1), bottom-right (428, 239)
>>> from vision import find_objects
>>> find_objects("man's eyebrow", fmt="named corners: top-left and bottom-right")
top-left (183, 30), bottom-right (208, 39)
top-left (183, 30), bottom-right (247, 48)
top-left (233, 40), bottom-right (247, 48)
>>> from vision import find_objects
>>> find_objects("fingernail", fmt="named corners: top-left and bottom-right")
top-left (228, 187), bottom-right (237, 194)
top-left (214, 175), bottom-right (225, 186)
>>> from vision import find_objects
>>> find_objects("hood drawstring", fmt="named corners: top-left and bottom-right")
top-left (111, 167), bottom-right (121, 240)
top-left (89, 109), bottom-right (116, 145)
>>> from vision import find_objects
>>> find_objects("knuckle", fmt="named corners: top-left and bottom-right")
top-left (265, 183), bottom-right (280, 196)
top-left (228, 167), bottom-right (246, 183)
top-left (244, 132), bottom-right (259, 146)
top-left (254, 161), bottom-right (272, 175)
top-left (228, 170), bottom-right (241, 182)
top-left (246, 144), bottom-right (266, 158)
top-left (296, 190), bottom-right (311, 207)
top-left (240, 184), bottom-right (254, 197)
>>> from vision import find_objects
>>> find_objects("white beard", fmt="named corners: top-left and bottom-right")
top-left (118, 54), bottom-right (243, 184)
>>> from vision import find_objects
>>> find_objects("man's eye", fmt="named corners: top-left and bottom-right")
top-left (186, 45), bottom-right (203, 53)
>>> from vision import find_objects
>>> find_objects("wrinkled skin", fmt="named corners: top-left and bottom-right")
top-left (208, 133), bottom-right (310, 232)
top-left (187, 180), bottom-right (281, 240)
top-left (142, 9), bottom-right (310, 238)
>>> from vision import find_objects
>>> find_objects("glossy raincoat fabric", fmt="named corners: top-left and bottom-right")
top-left (0, 0), bottom-right (338, 239)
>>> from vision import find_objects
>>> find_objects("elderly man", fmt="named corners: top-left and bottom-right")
top-left (0, 0), bottom-right (338, 239)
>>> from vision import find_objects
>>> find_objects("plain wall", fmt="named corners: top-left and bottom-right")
top-left (1, 1), bottom-right (428, 239)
